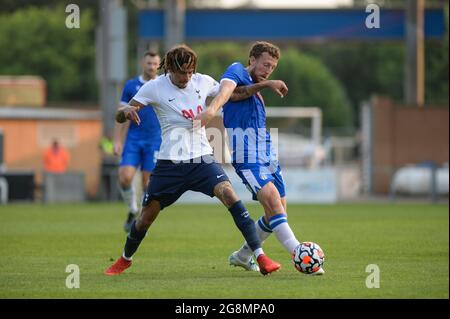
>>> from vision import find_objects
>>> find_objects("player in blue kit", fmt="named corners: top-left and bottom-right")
top-left (196, 42), bottom-right (324, 275)
top-left (114, 51), bottom-right (162, 233)
top-left (105, 44), bottom-right (281, 276)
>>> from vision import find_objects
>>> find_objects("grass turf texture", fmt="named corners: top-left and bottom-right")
top-left (0, 203), bottom-right (448, 298)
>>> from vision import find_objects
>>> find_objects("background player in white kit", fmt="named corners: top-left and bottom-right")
top-left (105, 44), bottom-right (280, 276)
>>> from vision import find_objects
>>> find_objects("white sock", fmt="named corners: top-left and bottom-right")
top-left (122, 253), bottom-right (132, 261)
top-left (119, 184), bottom-right (138, 214)
top-left (253, 248), bottom-right (264, 259)
top-left (237, 216), bottom-right (273, 262)
top-left (269, 214), bottom-right (300, 254)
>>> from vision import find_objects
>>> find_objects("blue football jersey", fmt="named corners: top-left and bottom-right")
top-left (221, 62), bottom-right (276, 165)
top-left (120, 76), bottom-right (161, 145)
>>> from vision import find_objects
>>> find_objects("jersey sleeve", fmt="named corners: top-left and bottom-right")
top-left (119, 80), bottom-right (133, 106)
top-left (132, 80), bottom-right (158, 106)
top-left (220, 62), bottom-right (246, 86)
top-left (203, 74), bottom-right (220, 97)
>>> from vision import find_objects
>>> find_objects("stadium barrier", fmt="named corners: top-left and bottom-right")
top-left (0, 176), bottom-right (8, 204)
top-left (43, 172), bottom-right (85, 203)
top-left (176, 166), bottom-right (338, 204)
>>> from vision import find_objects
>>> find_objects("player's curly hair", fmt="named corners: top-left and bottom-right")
top-left (248, 41), bottom-right (280, 65)
top-left (159, 44), bottom-right (198, 75)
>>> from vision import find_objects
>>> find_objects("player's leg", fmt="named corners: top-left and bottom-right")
top-left (230, 166), bottom-right (276, 263)
top-left (138, 146), bottom-right (157, 216)
top-left (119, 141), bottom-right (142, 231)
top-left (104, 199), bottom-right (161, 276)
top-left (119, 165), bottom-right (140, 232)
top-left (122, 199), bottom-right (161, 260)
top-left (256, 181), bottom-right (300, 255)
top-left (187, 155), bottom-right (280, 275)
top-left (258, 167), bottom-right (301, 255)
top-left (120, 142), bottom-right (157, 232)
top-left (105, 160), bottom-right (185, 276)
top-left (213, 180), bottom-right (281, 275)
top-left (123, 158), bottom-right (185, 261)
top-left (233, 166), bottom-right (299, 261)
top-left (213, 181), bottom-right (263, 256)
top-left (141, 171), bottom-right (151, 191)
top-left (280, 196), bottom-right (287, 214)
top-left (118, 166), bottom-right (139, 212)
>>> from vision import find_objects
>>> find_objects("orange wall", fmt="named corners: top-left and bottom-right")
top-left (372, 96), bottom-right (449, 194)
top-left (0, 118), bottom-right (102, 198)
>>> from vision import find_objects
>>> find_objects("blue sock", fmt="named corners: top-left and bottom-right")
top-left (228, 200), bottom-right (261, 252)
top-left (123, 220), bottom-right (147, 259)
top-left (258, 216), bottom-right (273, 233)
top-left (241, 216), bottom-right (272, 254)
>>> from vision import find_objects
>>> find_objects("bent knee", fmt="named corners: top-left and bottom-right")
top-left (214, 181), bottom-right (239, 207)
top-left (119, 171), bottom-right (134, 186)
top-left (223, 187), bottom-right (238, 205)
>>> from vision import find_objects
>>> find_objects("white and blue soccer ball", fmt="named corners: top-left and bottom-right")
top-left (292, 242), bottom-right (325, 274)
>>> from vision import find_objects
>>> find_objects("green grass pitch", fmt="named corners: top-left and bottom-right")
top-left (0, 202), bottom-right (448, 298)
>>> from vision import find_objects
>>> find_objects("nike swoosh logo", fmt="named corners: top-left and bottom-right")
top-left (168, 98), bottom-right (175, 102)
top-left (241, 211), bottom-right (250, 218)
top-left (216, 174), bottom-right (224, 179)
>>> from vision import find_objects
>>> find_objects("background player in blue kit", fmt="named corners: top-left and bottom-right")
top-left (114, 51), bottom-right (162, 233)
top-left (196, 41), bottom-right (324, 275)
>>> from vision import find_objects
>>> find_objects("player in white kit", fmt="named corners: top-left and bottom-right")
top-left (105, 44), bottom-right (280, 276)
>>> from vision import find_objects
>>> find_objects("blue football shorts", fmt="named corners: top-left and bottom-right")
top-left (142, 154), bottom-right (230, 210)
top-left (120, 139), bottom-right (160, 172)
top-left (234, 161), bottom-right (286, 201)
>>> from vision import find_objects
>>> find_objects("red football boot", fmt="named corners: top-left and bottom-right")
top-left (104, 256), bottom-right (132, 276)
top-left (256, 255), bottom-right (281, 275)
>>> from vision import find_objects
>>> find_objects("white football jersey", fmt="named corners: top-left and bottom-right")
top-left (132, 73), bottom-right (220, 161)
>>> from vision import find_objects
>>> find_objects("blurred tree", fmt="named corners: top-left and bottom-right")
top-left (193, 42), bottom-right (249, 79)
top-left (302, 42), bottom-right (404, 126)
top-left (0, 5), bottom-right (97, 102)
top-left (425, 5), bottom-right (449, 104)
top-left (0, 0), bottom-right (99, 15)
top-left (301, 3), bottom-right (448, 123)
top-left (266, 48), bottom-right (353, 128)
top-left (193, 42), bottom-right (353, 128)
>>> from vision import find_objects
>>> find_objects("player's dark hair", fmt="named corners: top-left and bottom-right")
top-left (248, 41), bottom-right (280, 65)
top-left (158, 44), bottom-right (197, 75)
top-left (143, 50), bottom-right (159, 58)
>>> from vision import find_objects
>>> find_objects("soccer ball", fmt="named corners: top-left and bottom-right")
top-left (292, 242), bottom-right (325, 274)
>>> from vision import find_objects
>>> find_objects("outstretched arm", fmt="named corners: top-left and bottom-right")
top-left (113, 116), bottom-right (130, 156)
top-left (194, 80), bottom-right (237, 127)
top-left (116, 99), bottom-right (145, 125)
top-left (229, 80), bottom-right (288, 102)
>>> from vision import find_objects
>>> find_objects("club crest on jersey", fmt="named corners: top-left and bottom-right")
top-left (260, 174), bottom-right (267, 180)
top-left (196, 89), bottom-right (201, 99)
